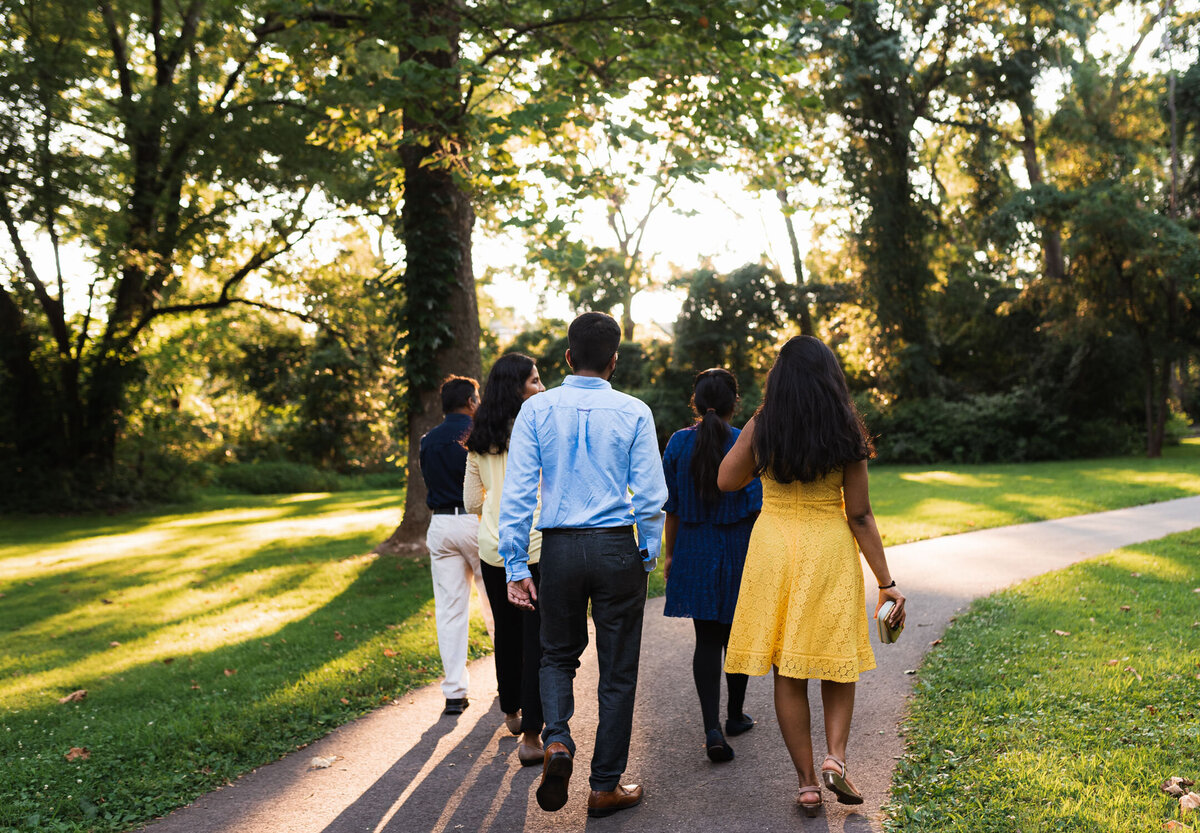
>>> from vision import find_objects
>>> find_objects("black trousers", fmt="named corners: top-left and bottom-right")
top-left (480, 561), bottom-right (543, 734)
top-left (538, 527), bottom-right (647, 792)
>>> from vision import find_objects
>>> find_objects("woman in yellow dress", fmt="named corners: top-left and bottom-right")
top-left (718, 335), bottom-right (905, 817)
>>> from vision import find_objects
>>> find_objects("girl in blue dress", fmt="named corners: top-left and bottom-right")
top-left (661, 367), bottom-right (763, 762)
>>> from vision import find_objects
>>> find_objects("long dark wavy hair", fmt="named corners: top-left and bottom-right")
top-left (465, 353), bottom-right (536, 454)
top-left (752, 336), bottom-right (874, 483)
top-left (689, 368), bottom-right (739, 505)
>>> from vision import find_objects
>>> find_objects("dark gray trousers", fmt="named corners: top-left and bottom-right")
top-left (538, 527), bottom-right (647, 792)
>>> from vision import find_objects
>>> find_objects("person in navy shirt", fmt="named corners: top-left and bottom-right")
top-left (419, 375), bottom-right (490, 715)
top-left (661, 368), bottom-right (762, 763)
top-left (499, 312), bottom-right (668, 818)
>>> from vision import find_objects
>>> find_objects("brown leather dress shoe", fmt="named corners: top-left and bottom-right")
top-left (535, 742), bottom-right (573, 812)
top-left (586, 784), bottom-right (643, 818)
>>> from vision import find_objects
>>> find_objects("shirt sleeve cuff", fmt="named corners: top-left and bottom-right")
top-left (505, 563), bottom-right (532, 583)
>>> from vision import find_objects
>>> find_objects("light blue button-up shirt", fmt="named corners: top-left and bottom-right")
top-left (499, 375), bottom-right (668, 582)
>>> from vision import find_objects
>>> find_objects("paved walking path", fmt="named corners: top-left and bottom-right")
top-left (142, 496), bottom-right (1200, 833)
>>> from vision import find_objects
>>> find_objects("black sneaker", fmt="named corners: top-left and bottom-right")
top-left (443, 698), bottom-right (469, 715)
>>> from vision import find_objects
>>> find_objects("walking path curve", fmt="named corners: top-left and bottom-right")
top-left (142, 495), bottom-right (1200, 833)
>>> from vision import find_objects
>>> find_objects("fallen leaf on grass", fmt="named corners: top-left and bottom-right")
top-left (101, 598), bottom-right (113, 604)
top-left (309, 755), bottom-right (343, 769)
top-left (162, 658), bottom-right (174, 665)
top-left (1163, 821), bottom-right (1191, 832)
top-left (65, 747), bottom-right (90, 761)
top-left (334, 631), bottom-right (344, 641)
top-left (1162, 777), bottom-right (1196, 797)
top-left (1130, 572), bottom-right (1141, 578)
top-left (340, 698), bottom-right (350, 705)
top-left (1054, 630), bottom-right (1071, 637)
top-left (386, 624), bottom-right (401, 630)
top-left (1106, 659), bottom-right (1120, 666)
top-left (109, 641), bottom-right (121, 648)
top-left (1125, 666), bottom-right (1143, 682)
top-left (224, 669), bottom-right (237, 677)
top-left (383, 648), bottom-right (397, 658)
top-left (930, 639), bottom-right (943, 646)
top-left (58, 690), bottom-right (87, 704)
top-left (1183, 793), bottom-right (1200, 812)
top-left (1120, 605), bottom-right (1131, 612)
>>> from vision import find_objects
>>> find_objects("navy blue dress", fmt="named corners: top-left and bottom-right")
top-left (662, 425), bottom-right (762, 624)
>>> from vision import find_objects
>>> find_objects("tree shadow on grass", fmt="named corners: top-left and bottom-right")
top-left (0, 490), bottom-right (401, 550)
top-left (0, 546), bottom-right (497, 832)
top-left (0, 526), bottom-right (393, 660)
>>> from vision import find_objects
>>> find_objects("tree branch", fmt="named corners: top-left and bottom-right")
top-left (150, 0), bottom-right (164, 80)
top-left (1111, 0), bottom-right (1173, 96)
top-left (251, 8), bottom-right (366, 40)
top-left (159, 0), bottom-right (206, 88)
top-left (97, 1), bottom-right (134, 105)
top-left (128, 190), bottom-right (317, 342)
top-left (473, 4), bottom-right (666, 69)
top-left (0, 184), bottom-right (71, 357)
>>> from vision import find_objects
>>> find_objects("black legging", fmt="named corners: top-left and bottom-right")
top-left (480, 561), bottom-right (543, 733)
top-left (692, 619), bottom-right (748, 734)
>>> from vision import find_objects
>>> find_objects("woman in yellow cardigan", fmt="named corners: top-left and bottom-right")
top-left (464, 353), bottom-right (546, 765)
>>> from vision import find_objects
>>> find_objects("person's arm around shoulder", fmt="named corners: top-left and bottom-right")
top-left (463, 452), bottom-right (485, 516)
top-left (717, 416), bottom-right (757, 492)
top-left (843, 458), bottom-right (905, 628)
top-left (499, 404), bottom-right (540, 610)
top-left (628, 403), bottom-right (668, 567)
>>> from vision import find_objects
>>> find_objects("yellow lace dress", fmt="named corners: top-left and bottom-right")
top-left (724, 470), bottom-right (876, 682)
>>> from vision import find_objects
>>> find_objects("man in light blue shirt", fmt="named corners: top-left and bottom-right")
top-left (499, 312), bottom-right (667, 819)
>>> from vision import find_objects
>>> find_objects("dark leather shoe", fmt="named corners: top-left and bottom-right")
top-left (587, 783), bottom-right (643, 818)
top-left (705, 728), bottom-right (734, 763)
top-left (725, 712), bottom-right (755, 736)
top-left (536, 742), bottom-right (572, 812)
top-left (443, 698), bottom-right (468, 715)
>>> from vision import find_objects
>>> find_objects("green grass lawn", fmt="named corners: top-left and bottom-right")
top-left (870, 438), bottom-right (1200, 545)
top-left (0, 491), bottom-right (491, 833)
top-left (884, 529), bottom-right (1200, 833)
top-left (1, 440), bottom-right (1198, 832)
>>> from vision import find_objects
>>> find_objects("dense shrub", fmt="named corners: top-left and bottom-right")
top-left (213, 462), bottom-right (404, 494)
top-left (862, 391), bottom-right (1142, 464)
top-left (215, 462), bottom-right (342, 494)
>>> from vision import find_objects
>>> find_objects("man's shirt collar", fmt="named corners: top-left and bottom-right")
top-left (562, 375), bottom-right (612, 390)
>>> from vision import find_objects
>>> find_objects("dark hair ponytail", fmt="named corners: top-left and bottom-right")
top-left (689, 368), bottom-right (739, 505)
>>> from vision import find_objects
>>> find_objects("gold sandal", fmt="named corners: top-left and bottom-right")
top-left (796, 784), bottom-right (822, 817)
top-left (821, 755), bottom-right (864, 805)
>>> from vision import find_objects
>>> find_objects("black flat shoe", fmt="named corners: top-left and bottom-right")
top-left (443, 698), bottom-right (468, 715)
top-left (705, 729), bottom-right (734, 763)
top-left (725, 713), bottom-right (755, 736)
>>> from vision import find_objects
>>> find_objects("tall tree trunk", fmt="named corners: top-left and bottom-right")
top-left (1016, 93), bottom-right (1065, 282)
top-left (777, 189), bottom-right (814, 336)
top-left (377, 2), bottom-right (481, 555)
top-left (838, 1), bottom-right (937, 399)
top-left (621, 279), bottom-right (636, 341)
